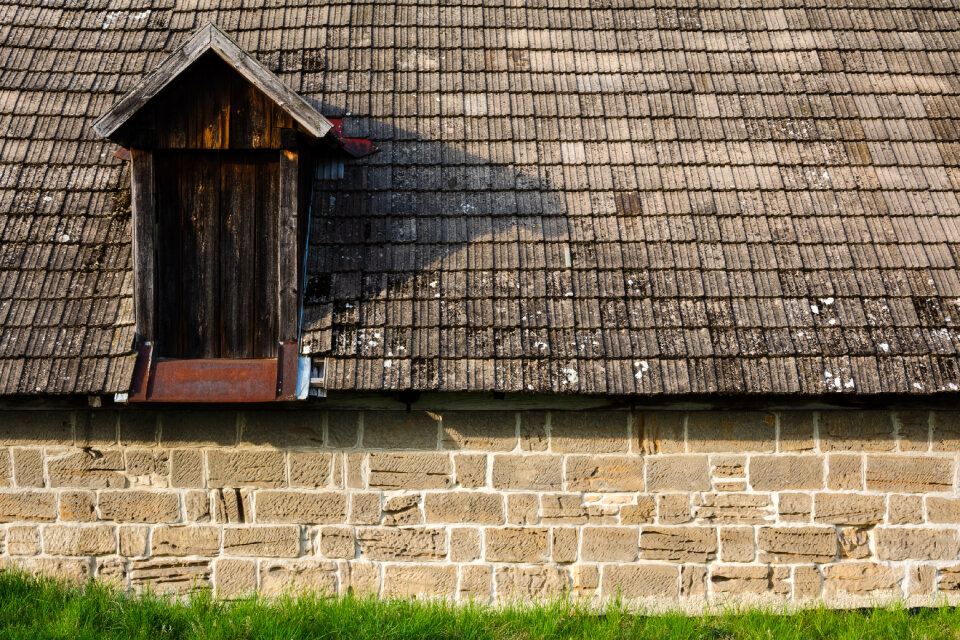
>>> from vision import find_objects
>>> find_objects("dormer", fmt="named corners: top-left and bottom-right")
top-left (94, 24), bottom-right (339, 402)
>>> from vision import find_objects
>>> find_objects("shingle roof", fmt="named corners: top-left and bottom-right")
top-left (3, 1), bottom-right (960, 396)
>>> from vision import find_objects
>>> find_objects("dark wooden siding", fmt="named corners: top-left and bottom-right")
top-left (155, 151), bottom-right (279, 358)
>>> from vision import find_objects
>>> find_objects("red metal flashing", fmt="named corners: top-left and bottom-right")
top-left (114, 146), bottom-right (131, 161)
top-left (326, 118), bottom-right (379, 158)
top-left (128, 342), bottom-right (301, 403)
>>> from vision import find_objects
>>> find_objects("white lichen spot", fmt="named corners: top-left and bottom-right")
top-left (820, 297), bottom-right (835, 306)
top-left (564, 291), bottom-right (574, 297)
top-left (634, 360), bottom-right (650, 380)
top-left (59, 233), bottom-right (70, 242)
top-left (562, 368), bottom-right (578, 384)
top-left (383, 360), bottom-right (392, 368)
top-left (879, 343), bottom-right (890, 352)
top-left (949, 383), bottom-right (959, 391)
top-left (810, 304), bottom-right (819, 315)
top-left (43, 196), bottom-right (52, 202)
top-left (913, 382), bottom-right (923, 390)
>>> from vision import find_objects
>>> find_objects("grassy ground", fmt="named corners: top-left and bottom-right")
top-left (0, 571), bottom-right (958, 640)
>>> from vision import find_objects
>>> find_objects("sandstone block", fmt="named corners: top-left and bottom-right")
top-left (349, 493), bottom-right (380, 525)
top-left (551, 411), bottom-right (628, 453)
top-left (347, 453), bottom-right (364, 488)
top-left (424, 492), bottom-right (503, 525)
top-left (927, 497), bottom-right (960, 523)
top-left (341, 561), bottom-right (380, 596)
top-left (223, 525), bottom-right (300, 557)
top-left (207, 450), bottom-right (285, 488)
top-left (382, 494), bottom-right (421, 526)
top-left (215, 558), bottom-right (256, 596)
top-left (681, 564), bottom-right (707, 597)
top-left (260, 560), bottom-right (337, 595)
top-left (383, 564), bottom-right (456, 597)
top-left (131, 558), bottom-right (211, 593)
top-left (889, 494), bottom-right (923, 525)
top-left (932, 412), bottom-right (960, 451)
top-left (552, 528), bottom-right (578, 563)
top-left (910, 565), bottom-right (936, 595)
top-left (711, 565), bottom-right (770, 594)
top-left (491, 455), bottom-right (562, 491)
top-left (496, 566), bottom-right (569, 599)
top-left (793, 565), bottom-right (822, 599)
top-left (215, 488), bottom-right (251, 524)
top-left (635, 412), bottom-right (685, 454)
top-left (255, 491), bottom-right (346, 524)
top-left (170, 449), bottom-right (203, 488)
top-left (48, 450), bottom-right (124, 488)
top-left (76, 411), bottom-right (118, 446)
top-left (573, 564), bottom-right (600, 595)
top-left (98, 490), bottom-right (179, 523)
top-left (454, 453), bottom-right (486, 488)
top-left (289, 452), bottom-right (332, 487)
top-left (0, 491), bottom-right (56, 522)
top-left (43, 524), bottom-right (116, 555)
top-left (876, 527), bottom-right (959, 560)
top-left (7, 526), bottom-right (39, 555)
top-left (814, 493), bottom-right (885, 525)
top-left (601, 564), bottom-right (677, 598)
top-left (658, 494), bottom-right (690, 524)
top-left (757, 527), bottom-right (837, 563)
top-left (820, 411), bottom-right (895, 452)
top-left (865, 456), bottom-right (954, 492)
top-left (519, 412), bottom-right (548, 452)
top-left (451, 527), bottom-right (481, 562)
top-left (565, 455), bottom-right (644, 492)
top-left (0, 411), bottom-right (72, 445)
top-left (152, 525), bottom-right (220, 556)
top-left (319, 526), bottom-right (355, 559)
top-left (119, 411), bottom-right (158, 446)
top-left (363, 411), bottom-right (439, 450)
top-left (779, 412), bottom-right (815, 451)
top-left (687, 412), bottom-right (775, 453)
top-left (367, 453), bottom-right (452, 490)
top-left (540, 494), bottom-right (585, 524)
top-left (896, 411), bottom-right (930, 452)
top-left (581, 527), bottom-right (637, 562)
top-left (460, 564), bottom-right (492, 601)
top-left (485, 527), bottom-right (548, 563)
top-left (12, 449), bottom-right (42, 487)
top-left (693, 493), bottom-right (772, 524)
top-left (185, 490), bottom-right (211, 522)
top-left (749, 455), bottom-right (823, 490)
top-left (59, 490), bottom-right (96, 521)
top-left (242, 410), bottom-right (323, 448)
top-left (17, 557), bottom-right (91, 582)
top-left (711, 455), bottom-right (745, 478)
top-left (720, 527), bottom-right (754, 562)
top-left (646, 456), bottom-right (709, 491)
top-left (827, 454), bottom-right (862, 490)
top-left (940, 565), bottom-right (960, 592)
top-left (621, 496), bottom-right (656, 524)
top-left (778, 493), bottom-right (812, 522)
top-left (96, 558), bottom-right (126, 586)
top-left (823, 562), bottom-right (902, 597)
top-left (640, 526), bottom-right (717, 562)
top-left (507, 493), bottom-right (538, 525)
top-left (119, 525), bottom-right (148, 557)
top-left (125, 449), bottom-right (169, 478)
top-left (160, 411), bottom-right (236, 447)
top-left (441, 412), bottom-right (517, 450)
top-left (357, 527), bottom-right (447, 561)
top-left (327, 411), bottom-right (359, 448)
top-left (838, 527), bottom-right (871, 559)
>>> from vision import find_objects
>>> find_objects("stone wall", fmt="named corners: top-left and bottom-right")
top-left (0, 407), bottom-right (958, 606)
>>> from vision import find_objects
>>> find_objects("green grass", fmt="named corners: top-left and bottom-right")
top-left (0, 570), bottom-right (958, 640)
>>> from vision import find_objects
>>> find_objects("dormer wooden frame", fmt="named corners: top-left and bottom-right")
top-left (94, 24), bottom-right (335, 402)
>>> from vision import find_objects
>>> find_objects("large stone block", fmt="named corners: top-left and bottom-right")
top-left (819, 411), bottom-right (895, 452)
top-left (823, 562), bottom-right (902, 597)
top-left (131, 558), bottom-right (211, 593)
top-left (151, 525), bottom-right (220, 556)
top-left (749, 455), bottom-right (823, 491)
top-left (160, 411), bottom-right (236, 447)
top-left (441, 412), bottom-right (517, 450)
top-left (865, 456), bottom-right (954, 492)
top-left (185, 490), bottom-right (211, 522)
top-left (451, 527), bottom-right (481, 562)
top-left (12, 449), bottom-right (43, 487)
top-left (44, 524), bottom-right (117, 555)
top-left (242, 410), bottom-right (323, 447)
top-left (58, 490), bottom-right (96, 522)
top-left (119, 411), bottom-right (158, 446)
top-left (485, 527), bottom-right (549, 562)
top-left (349, 492), bottom-right (380, 525)
top-left (0, 491), bottom-right (56, 522)
top-left (757, 527), bottom-right (837, 563)
top-left (459, 565), bottom-right (491, 601)
top-left (327, 411), bottom-right (360, 449)
top-left (362, 411), bottom-right (439, 450)
top-left (778, 413), bottom-right (815, 452)
top-left (0, 411), bottom-right (72, 445)
top-left (260, 560), bottom-right (337, 595)
top-left (581, 527), bottom-right (637, 561)
top-left (496, 566), bottom-right (569, 599)
top-left (8, 526), bottom-right (39, 555)
top-left (16, 557), bottom-right (91, 582)
top-left (255, 491), bottom-right (346, 524)
top-left (507, 493), bottom-right (539, 525)
top-left (778, 493), bottom-right (812, 522)
top-left (318, 526), bottom-right (355, 559)
top-left (289, 452), bottom-right (332, 487)
top-left (793, 565), bottom-right (822, 599)
top-left (646, 456), bottom-right (709, 491)
top-left (838, 527), bottom-right (871, 559)
top-left (215, 488), bottom-right (251, 523)
top-left (119, 525), bottom-right (148, 557)
top-left (454, 453), bottom-right (486, 488)
top-left (215, 558), bottom-right (257, 596)
top-left (382, 494), bottom-right (421, 525)
top-left (356, 527), bottom-right (447, 561)
top-left (711, 565), bottom-right (771, 594)
top-left (693, 493), bottom-right (773, 524)
top-left (170, 449), bottom-right (202, 488)
top-left (550, 411), bottom-right (628, 453)
top-left (125, 449), bottom-right (169, 478)
top-left (98, 490), bottom-right (179, 523)
top-left (223, 526), bottom-right (300, 557)
top-left (601, 564), bottom-right (677, 599)
top-left (896, 411), bottom-right (930, 452)
top-left (932, 412), bottom-right (960, 451)
top-left (889, 494), bottom-right (923, 525)
top-left (927, 497), bottom-right (960, 523)
top-left (424, 492), bottom-right (504, 524)
top-left (492, 455), bottom-right (562, 491)
top-left (207, 451), bottom-right (285, 488)
top-left (565, 455), bottom-right (644, 492)
top-left (47, 450), bottom-right (125, 488)
top-left (876, 527), bottom-right (959, 560)
top-left (659, 493), bottom-right (690, 524)
top-left (827, 454), bottom-right (862, 490)
top-left (621, 496), bottom-right (656, 524)
top-left (640, 526), bottom-right (717, 562)
top-left (367, 453), bottom-right (452, 490)
top-left (635, 412), bottom-right (685, 454)
top-left (552, 528), bottom-right (578, 563)
top-left (687, 412), bottom-right (775, 453)
top-left (519, 412), bottom-right (548, 452)
top-left (383, 564), bottom-right (456, 597)
top-left (814, 493), bottom-right (885, 525)
top-left (540, 494), bottom-right (585, 524)
top-left (720, 527), bottom-right (754, 562)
